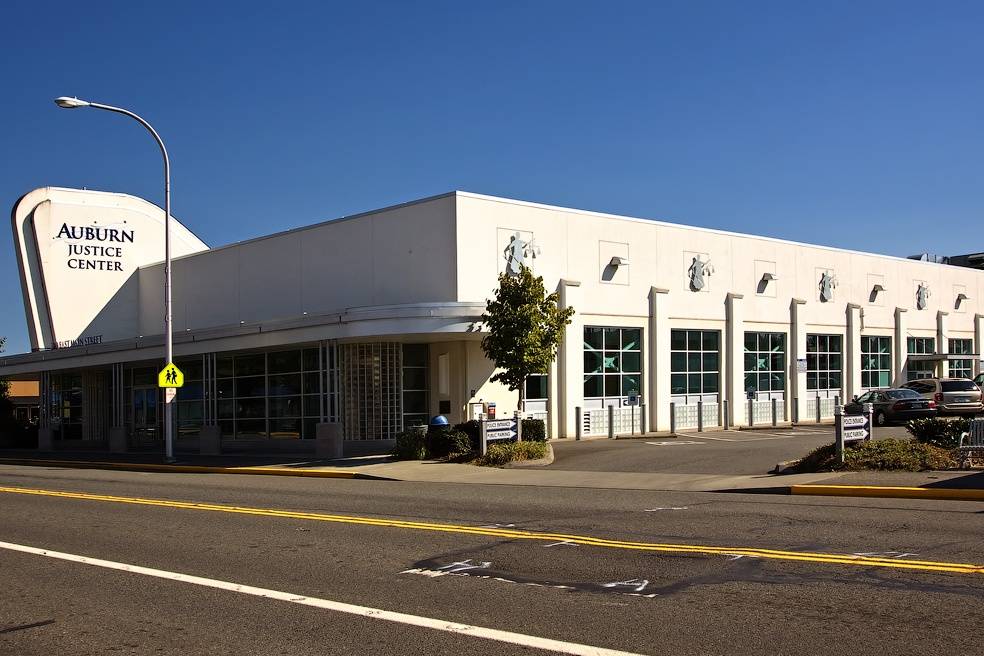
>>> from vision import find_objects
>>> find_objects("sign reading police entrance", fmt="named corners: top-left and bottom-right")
top-left (840, 413), bottom-right (869, 442)
top-left (158, 363), bottom-right (184, 389)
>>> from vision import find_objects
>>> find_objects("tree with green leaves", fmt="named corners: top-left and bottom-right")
top-left (481, 266), bottom-right (574, 413)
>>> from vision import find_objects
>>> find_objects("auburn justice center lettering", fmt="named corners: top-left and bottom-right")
top-left (56, 223), bottom-right (134, 272)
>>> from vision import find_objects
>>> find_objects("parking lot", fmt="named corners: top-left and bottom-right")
top-left (548, 425), bottom-right (913, 475)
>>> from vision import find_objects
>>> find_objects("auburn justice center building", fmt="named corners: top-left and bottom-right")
top-left (4, 187), bottom-right (983, 453)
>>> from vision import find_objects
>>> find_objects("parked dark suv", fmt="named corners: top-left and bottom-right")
top-left (901, 378), bottom-right (983, 417)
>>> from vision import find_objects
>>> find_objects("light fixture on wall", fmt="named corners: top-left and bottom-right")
top-left (609, 256), bottom-right (629, 267)
top-left (757, 271), bottom-right (778, 293)
top-left (956, 292), bottom-right (969, 309)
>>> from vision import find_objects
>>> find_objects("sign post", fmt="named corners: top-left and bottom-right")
top-left (836, 403), bottom-right (872, 464)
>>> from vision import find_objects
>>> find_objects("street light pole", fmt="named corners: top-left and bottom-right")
top-left (55, 97), bottom-right (176, 462)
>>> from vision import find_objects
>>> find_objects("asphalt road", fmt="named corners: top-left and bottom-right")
top-left (550, 426), bottom-right (914, 474)
top-left (1, 464), bottom-right (982, 655)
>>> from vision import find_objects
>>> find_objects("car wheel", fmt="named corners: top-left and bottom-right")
top-left (874, 411), bottom-right (887, 427)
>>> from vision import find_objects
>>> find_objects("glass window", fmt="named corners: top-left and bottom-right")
top-left (949, 338), bottom-right (974, 379)
top-left (744, 332), bottom-right (786, 396)
top-left (583, 326), bottom-right (644, 401)
top-left (401, 344), bottom-right (429, 431)
top-left (807, 334), bottom-right (842, 391)
top-left (670, 329), bottom-right (721, 400)
top-left (862, 336), bottom-right (893, 389)
top-left (268, 350), bottom-right (302, 374)
top-left (906, 336), bottom-right (936, 381)
top-left (525, 374), bottom-right (548, 401)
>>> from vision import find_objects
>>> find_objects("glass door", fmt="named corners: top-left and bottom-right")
top-left (132, 387), bottom-right (159, 441)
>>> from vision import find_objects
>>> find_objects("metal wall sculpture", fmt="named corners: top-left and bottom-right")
top-left (916, 283), bottom-right (931, 310)
top-left (503, 231), bottom-right (540, 276)
top-left (688, 255), bottom-right (714, 291)
top-left (819, 271), bottom-right (837, 302)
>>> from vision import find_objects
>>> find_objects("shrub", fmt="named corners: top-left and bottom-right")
top-left (791, 439), bottom-right (956, 473)
top-left (521, 418), bottom-right (546, 442)
top-left (453, 420), bottom-right (481, 450)
top-left (475, 440), bottom-right (548, 467)
top-left (426, 429), bottom-right (473, 458)
top-left (392, 428), bottom-right (427, 460)
top-left (905, 417), bottom-right (970, 449)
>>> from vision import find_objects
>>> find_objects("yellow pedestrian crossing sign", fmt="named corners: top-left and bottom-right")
top-left (158, 363), bottom-right (184, 388)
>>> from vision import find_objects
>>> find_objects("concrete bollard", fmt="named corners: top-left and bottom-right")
top-left (723, 399), bottom-right (730, 430)
top-left (608, 404), bottom-right (615, 439)
top-left (697, 400), bottom-right (704, 432)
top-left (575, 406), bottom-right (582, 441)
top-left (670, 402), bottom-right (676, 434)
top-left (315, 422), bottom-right (344, 459)
top-left (198, 425), bottom-right (221, 456)
top-left (109, 426), bottom-right (129, 454)
top-left (772, 398), bottom-right (778, 427)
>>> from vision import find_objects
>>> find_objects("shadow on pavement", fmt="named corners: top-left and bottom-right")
top-left (0, 449), bottom-right (393, 470)
top-left (924, 470), bottom-right (984, 489)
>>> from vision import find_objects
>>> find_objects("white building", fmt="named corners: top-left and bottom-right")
top-left (4, 186), bottom-right (983, 453)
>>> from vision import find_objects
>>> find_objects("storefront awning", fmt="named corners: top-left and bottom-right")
top-left (906, 353), bottom-right (980, 362)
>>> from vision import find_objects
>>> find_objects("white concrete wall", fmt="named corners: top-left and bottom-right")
top-left (454, 192), bottom-right (984, 436)
top-left (137, 194), bottom-right (457, 336)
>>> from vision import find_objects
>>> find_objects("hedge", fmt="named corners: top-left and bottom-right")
top-left (905, 417), bottom-right (970, 449)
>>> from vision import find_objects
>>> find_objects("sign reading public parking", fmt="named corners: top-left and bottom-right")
top-left (158, 363), bottom-right (184, 388)
top-left (485, 418), bottom-right (517, 441)
top-left (840, 413), bottom-right (869, 442)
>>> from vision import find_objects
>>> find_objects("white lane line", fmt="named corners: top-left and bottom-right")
top-left (0, 540), bottom-right (648, 656)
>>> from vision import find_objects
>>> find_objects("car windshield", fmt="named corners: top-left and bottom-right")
top-left (942, 380), bottom-right (977, 392)
top-left (885, 390), bottom-right (920, 399)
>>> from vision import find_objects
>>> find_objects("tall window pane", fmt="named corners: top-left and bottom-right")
top-left (583, 326), bottom-right (644, 402)
top-left (670, 329), bottom-right (721, 402)
top-left (744, 332), bottom-right (786, 397)
top-left (861, 336), bottom-right (893, 389)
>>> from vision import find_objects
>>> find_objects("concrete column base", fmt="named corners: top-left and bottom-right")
top-left (199, 425), bottom-right (222, 456)
top-left (38, 427), bottom-right (54, 452)
top-left (316, 423), bottom-right (344, 459)
top-left (109, 426), bottom-right (128, 453)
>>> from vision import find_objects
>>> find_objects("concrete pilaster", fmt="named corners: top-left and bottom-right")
top-left (893, 307), bottom-right (907, 387)
top-left (648, 287), bottom-right (671, 432)
top-left (726, 293), bottom-right (746, 427)
top-left (557, 280), bottom-right (582, 439)
top-left (790, 299), bottom-right (808, 424)
top-left (845, 304), bottom-right (862, 400)
top-left (547, 358), bottom-right (559, 440)
top-left (937, 311), bottom-right (949, 378)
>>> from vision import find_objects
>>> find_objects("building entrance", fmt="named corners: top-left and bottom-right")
top-left (132, 387), bottom-right (159, 441)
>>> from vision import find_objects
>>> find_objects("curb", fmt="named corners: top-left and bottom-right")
top-left (0, 458), bottom-right (394, 481)
top-left (790, 484), bottom-right (984, 502)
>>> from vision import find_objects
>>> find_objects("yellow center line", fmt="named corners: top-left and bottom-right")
top-left (1, 485), bottom-right (981, 575)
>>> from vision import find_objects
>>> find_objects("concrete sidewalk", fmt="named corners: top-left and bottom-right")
top-left (2, 450), bottom-right (982, 499)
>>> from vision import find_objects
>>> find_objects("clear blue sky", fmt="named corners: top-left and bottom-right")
top-left (1, 0), bottom-right (981, 355)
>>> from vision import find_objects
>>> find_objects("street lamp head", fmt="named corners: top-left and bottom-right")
top-left (54, 96), bottom-right (91, 109)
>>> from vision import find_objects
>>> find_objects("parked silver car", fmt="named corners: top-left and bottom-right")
top-left (901, 378), bottom-right (983, 417)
